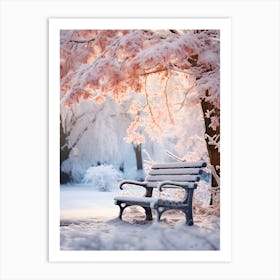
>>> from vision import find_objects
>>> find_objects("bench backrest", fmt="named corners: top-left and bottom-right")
top-left (145, 161), bottom-right (207, 188)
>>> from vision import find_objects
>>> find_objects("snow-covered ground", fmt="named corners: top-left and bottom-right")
top-left (60, 184), bottom-right (220, 250)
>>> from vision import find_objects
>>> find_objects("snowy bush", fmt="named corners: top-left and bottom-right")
top-left (81, 164), bottom-right (122, 192)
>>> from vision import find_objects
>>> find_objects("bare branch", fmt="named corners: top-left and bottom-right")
top-left (141, 68), bottom-right (168, 76)
top-left (69, 38), bottom-right (96, 44)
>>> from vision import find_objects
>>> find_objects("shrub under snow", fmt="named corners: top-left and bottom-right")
top-left (81, 164), bottom-right (122, 192)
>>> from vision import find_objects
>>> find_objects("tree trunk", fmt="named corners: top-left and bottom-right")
top-left (133, 144), bottom-right (143, 170)
top-left (200, 94), bottom-right (220, 205)
top-left (60, 117), bottom-right (71, 184)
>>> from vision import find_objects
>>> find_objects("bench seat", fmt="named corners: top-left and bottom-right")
top-left (114, 196), bottom-right (158, 207)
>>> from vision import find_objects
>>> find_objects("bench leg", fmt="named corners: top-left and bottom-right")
top-left (143, 207), bottom-right (153, 221)
top-left (156, 208), bottom-right (165, 222)
top-left (186, 217), bottom-right (193, 226)
top-left (185, 190), bottom-right (194, 226)
top-left (184, 209), bottom-right (194, 226)
top-left (117, 203), bottom-right (128, 220)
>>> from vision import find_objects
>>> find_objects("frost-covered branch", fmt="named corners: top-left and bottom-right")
top-left (210, 165), bottom-right (220, 187)
top-left (144, 76), bottom-right (162, 132)
top-left (163, 73), bottom-right (174, 124)
top-left (205, 133), bottom-right (220, 152)
top-left (165, 149), bottom-right (185, 162)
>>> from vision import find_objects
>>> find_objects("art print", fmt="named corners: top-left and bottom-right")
top-left (49, 18), bottom-right (231, 261)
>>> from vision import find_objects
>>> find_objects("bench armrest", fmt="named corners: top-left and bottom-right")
top-left (119, 180), bottom-right (148, 190)
top-left (157, 181), bottom-right (197, 191)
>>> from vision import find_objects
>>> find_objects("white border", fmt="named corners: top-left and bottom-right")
top-left (1, 1), bottom-right (279, 279)
top-left (49, 18), bottom-right (231, 262)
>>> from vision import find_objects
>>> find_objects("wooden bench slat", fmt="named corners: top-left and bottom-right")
top-left (152, 161), bottom-right (206, 169)
top-left (149, 167), bottom-right (201, 175)
top-left (146, 174), bottom-right (200, 182)
top-left (146, 181), bottom-right (197, 188)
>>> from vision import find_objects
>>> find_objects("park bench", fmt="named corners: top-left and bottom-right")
top-left (114, 161), bottom-right (207, 225)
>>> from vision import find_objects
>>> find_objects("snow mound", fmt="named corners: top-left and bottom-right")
top-left (81, 164), bottom-right (122, 192)
top-left (60, 216), bottom-right (220, 251)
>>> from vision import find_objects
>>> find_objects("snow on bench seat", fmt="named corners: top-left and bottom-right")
top-left (114, 196), bottom-right (158, 207)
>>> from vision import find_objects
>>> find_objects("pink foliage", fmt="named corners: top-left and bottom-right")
top-left (124, 115), bottom-right (145, 144)
top-left (60, 29), bottom-right (220, 150)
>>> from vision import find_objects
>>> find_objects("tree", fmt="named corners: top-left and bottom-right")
top-left (60, 95), bottom-right (139, 182)
top-left (60, 29), bottom-right (220, 189)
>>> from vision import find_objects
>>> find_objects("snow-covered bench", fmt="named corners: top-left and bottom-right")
top-left (114, 161), bottom-right (207, 225)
